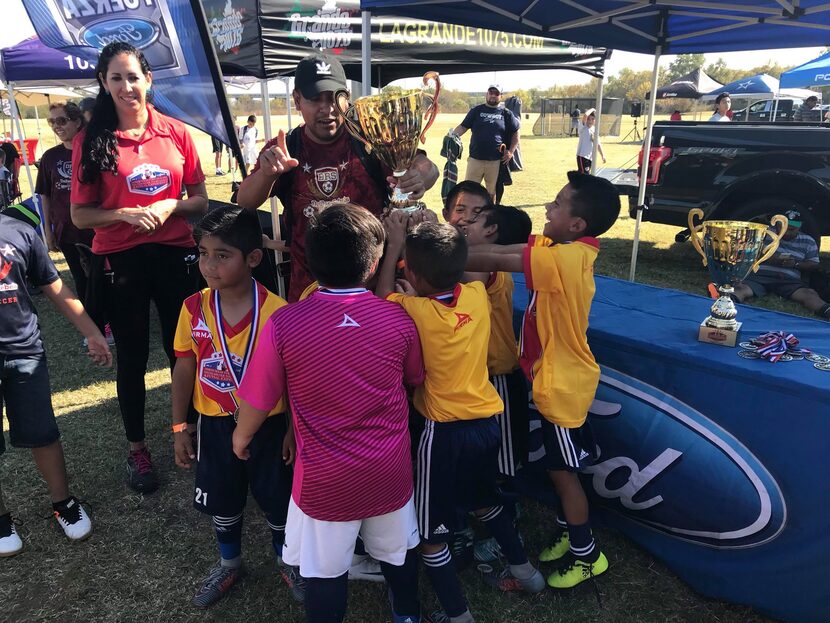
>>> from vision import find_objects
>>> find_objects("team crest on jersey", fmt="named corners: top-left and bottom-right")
top-left (192, 317), bottom-right (212, 341)
top-left (199, 351), bottom-right (243, 392)
top-left (127, 164), bottom-right (172, 196)
top-left (454, 312), bottom-right (472, 331)
top-left (314, 166), bottom-right (340, 197)
top-left (57, 160), bottom-right (72, 179)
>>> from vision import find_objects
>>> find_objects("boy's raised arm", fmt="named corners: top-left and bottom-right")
top-left (466, 243), bottom-right (526, 274)
top-left (376, 211), bottom-right (409, 298)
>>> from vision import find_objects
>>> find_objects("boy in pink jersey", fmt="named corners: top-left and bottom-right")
top-left (233, 203), bottom-right (424, 623)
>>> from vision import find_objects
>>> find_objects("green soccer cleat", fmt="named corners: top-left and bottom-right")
top-left (547, 551), bottom-right (608, 589)
top-left (538, 528), bottom-right (570, 562)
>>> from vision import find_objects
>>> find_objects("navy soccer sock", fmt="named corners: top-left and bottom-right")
top-left (568, 520), bottom-right (599, 562)
top-left (422, 545), bottom-right (468, 619)
top-left (213, 513), bottom-right (243, 568)
top-left (305, 573), bottom-right (348, 623)
top-left (265, 512), bottom-right (285, 559)
top-left (478, 505), bottom-right (527, 566)
top-left (380, 548), bottom-right (420, 618)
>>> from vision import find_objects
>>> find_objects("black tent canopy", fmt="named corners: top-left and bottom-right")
top-left (203, 0), bottom-right (610, 83)
top-left (647, 68), bottom-right (723, 100)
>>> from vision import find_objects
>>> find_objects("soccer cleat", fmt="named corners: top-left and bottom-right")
top-left (546, 551), bottom-right (609, 589)
top-left (538, 527), bottom-right (570, 562)
top-left (348, 553), bottom-right (386, 582)
top-left (482, 566), bottom-right (546, 593)
top-left (473, 537), bottom-right (502, 563)
top-left (388, 588), bottom-right (421, 623)
top-left (0, 513), bottom-right (23, 557)
top-left (422, 610), bottom-right (451, 623)
top-left (53, 497), bottom-right (92, 541)
top-left (192, 561), bottom-right (242, 607)
top-left (215, 168), bottom-right (226, 176)
top-left (126, 447), bottom-right (159, 493)
top-left (278, 560), bottom-right (307, 603)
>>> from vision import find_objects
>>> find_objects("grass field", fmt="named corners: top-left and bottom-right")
top-left (1, 110), bottom-right (822, 622)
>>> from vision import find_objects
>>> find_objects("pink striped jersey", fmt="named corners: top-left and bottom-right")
top-left (238, 288), bottom-right (425, 521)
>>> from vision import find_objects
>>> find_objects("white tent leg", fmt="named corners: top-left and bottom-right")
top-left (260, 79), bottom-right (285, 299)
top-left (361, 10), bottom-right (371, 96)
top-left (284, 77), bottom-right (292, 130)
top-left (629, 48), bottom-right (662, 282)
top-left (592, 72), bottom-right (605, 166)
top-left (8, 82), bottom-right (46, 246)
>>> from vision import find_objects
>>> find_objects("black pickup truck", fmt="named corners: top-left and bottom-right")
top-left (607, 121), bottom-right (830, 242)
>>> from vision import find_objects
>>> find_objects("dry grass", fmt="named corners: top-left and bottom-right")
top-left (2, 111), bottom-right (817, 622)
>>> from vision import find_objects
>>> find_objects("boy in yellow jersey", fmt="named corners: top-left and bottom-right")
top-left (378, 213), bottom-right (544, 623)
top-left (457, 203), bottom-right (532, 567)
top-left (466, 171), bottom-right (620, 589)
top-left (171, 207), bottom-right (293, 607)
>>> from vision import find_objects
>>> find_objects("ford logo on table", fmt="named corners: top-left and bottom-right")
top-left (586, 366), bottom-right (786, 549)
top-left (80, 18), bottom-right (159, 50)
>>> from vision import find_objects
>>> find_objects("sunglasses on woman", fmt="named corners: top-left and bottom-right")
top-left (47, 116), bottom-right (71, 127)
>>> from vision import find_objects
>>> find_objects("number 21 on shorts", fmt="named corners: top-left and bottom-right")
top-left (195, 487), bottom-right (208, 506)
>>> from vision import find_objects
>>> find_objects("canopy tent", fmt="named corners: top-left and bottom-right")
top-left (202, 0), bottom-right (610, 84)
top-left (0, 35), bottom-right (96, 88)
top-left (647, 68), bottom-right (722, 99)
top-left (780, 51), bottom-right (830, 88)
top-left (361, 0), bottom-right (830, 287)
top-left (702, 73), bottom-right (819, 101)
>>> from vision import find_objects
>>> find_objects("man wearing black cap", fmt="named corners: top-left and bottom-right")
top-left (452, 83), bottom-right (520, 201)
top-left (236, 53), bottom-right (439, 302)
top-left (729, 210), bottom-right (830, 320)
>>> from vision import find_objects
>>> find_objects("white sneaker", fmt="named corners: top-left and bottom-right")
top-left (53, 497), bottom-right (92, 541)
top-left (348, 553), bottom-right (386, 582)
top-left (215, 168), bottom-right (225, 176)
top-left (0, 514), bottom-right (23, 557)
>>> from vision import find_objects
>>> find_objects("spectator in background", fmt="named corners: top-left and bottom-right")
top-left (576, 109), bottom-right (605, 174)
top-left (211, 136), bottom-right (227, 176)
top-left (709, 93), bottom-right (731, 122)
top-left (670, 110), bottom-right (682, 122)
top-left (0, 150), bottom-right (12, 208)
top-left (239, 115), bottom-right (259, 168)
top-left (570, 106), bottom-right (581, 136)
top-left (0, 138), bottom-right (20, 202)
top-left (793, 96), bottom-right (821, 122)
top-left (79, 98), bottom-right (96, 124)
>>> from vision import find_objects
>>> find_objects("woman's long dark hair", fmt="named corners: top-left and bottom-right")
top-left (79, 42), bottom-right (152, 185)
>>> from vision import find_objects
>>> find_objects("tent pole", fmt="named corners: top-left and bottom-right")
top-left (361, 11), bottom-right (371, 96)
top-left (260, 79), bottom-right (285, 299)
top-left (629, 47), bottom-right (661, 282)
top-left (285, 77), bottom-right (292, 130)
top-left (772, 96), bottom-right (779, 122)
top-left (7, 82), bottom-right (46, 245)
top-left (591, 70), bottom-right (605, 166)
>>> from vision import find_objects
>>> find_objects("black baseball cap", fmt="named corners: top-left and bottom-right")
top-left (79, 97), bottom-right (96, 112)
top-left (294, 53), bottom-right (348, 99)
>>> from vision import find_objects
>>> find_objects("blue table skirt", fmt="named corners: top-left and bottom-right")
top-left (512, 274), bottom-right (830, 623)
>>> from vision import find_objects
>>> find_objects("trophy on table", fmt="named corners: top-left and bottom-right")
top-left (333, 72), bottom-right (441, 212)
top-left (688, 208), bottom-right (787, 346)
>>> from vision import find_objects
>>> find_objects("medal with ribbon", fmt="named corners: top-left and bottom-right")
top-left (213, 278), bottom-right (260, 421)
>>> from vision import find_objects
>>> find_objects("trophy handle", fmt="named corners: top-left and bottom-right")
top-left (419, 71), bottom-right (441, 144)
top-left (687, 208), bottom-right (707, 267)
top-left (333, 89), bottom-right (374, 153)
top-left (752, 214), bottom-right (789, 273)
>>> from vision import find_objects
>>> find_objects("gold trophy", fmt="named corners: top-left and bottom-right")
top-left (688, 208), bottom-right (787, 346)
top-left (333, 72), bottom-right (440, 211)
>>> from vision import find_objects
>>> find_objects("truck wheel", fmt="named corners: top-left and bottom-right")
top-left (728, 198), bottom-right (819, 244)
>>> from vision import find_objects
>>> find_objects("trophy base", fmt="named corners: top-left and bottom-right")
top-left (698, 320), bottom-right (742, 347)
top-left (386, 201), bottom-right (425, 214)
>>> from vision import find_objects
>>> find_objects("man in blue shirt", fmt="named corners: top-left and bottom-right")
top-left (452, 84), bottom-right (520, 201)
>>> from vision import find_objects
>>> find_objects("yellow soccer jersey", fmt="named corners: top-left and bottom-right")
top-left (519, 235), bottom-right (600, 428)
top-left (388, 282), bottom-right (503, 422)
top-left (486, 271), bottom-right (519, 376)
top-left (299, 280), bottom-right (319, 301)
top-left (174, 281), bottom-right (287, 417)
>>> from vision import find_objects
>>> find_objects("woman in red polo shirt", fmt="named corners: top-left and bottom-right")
top-left (70, 42), bottom-right (207, 493)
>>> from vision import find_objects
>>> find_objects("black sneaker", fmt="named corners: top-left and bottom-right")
top-left (192, 561), bottom-right (242, 607)
top-left (127, 447), bottom-right (159, 493)
top-left (0, 513), bottom-right (23, 557)
top-left (278, 559), bottom-right (307, 603)
top-left (53, 497), bottom-right (92, 541)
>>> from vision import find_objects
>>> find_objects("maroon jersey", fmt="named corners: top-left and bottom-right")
top-left (35, 145), bottom-right (93, 248)
top-left (253, 128), bottom-right (388, 301)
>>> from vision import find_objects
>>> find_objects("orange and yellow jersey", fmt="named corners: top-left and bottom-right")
top-left (520, 234), bottom-right (600, 428)
top-left (174, 281), bottom-right (287, 417)
top-left (388, 282), bottom-right (503, 422)
top-left (485, 271), bottom-right (519, 376)
top-left (299, 280), bottom-right (319, 301)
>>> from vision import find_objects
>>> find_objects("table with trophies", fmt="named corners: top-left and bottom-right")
top-left (510, 214), bottom-right (830, 623)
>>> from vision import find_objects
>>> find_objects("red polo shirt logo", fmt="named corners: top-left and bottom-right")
top-left (127, 163), bottom-right (172, 196)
